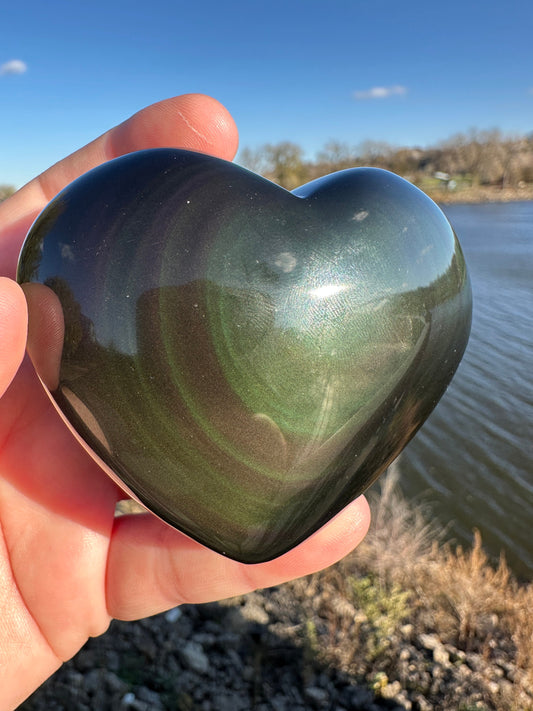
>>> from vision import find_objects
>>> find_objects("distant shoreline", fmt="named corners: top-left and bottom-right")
top-left (425, 185), bottom-right (533, 205)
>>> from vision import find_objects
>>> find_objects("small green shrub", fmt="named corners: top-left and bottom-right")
top-left (350, 574), bottom-right (411, 659)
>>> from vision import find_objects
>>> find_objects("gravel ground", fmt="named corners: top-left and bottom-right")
top-left (19, 579), bottom-right (528, 711)
top-left (19, 482), bottom-right (531, 710)
top-left (20, 592), bottom-right (398, 711)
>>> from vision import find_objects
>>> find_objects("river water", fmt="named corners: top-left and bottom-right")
top-left (388, 201), bottom-right (533, 579)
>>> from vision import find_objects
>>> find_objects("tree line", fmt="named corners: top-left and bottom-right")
top-left (238, 128), bottom-right (533, 192)
top-left (2, 128), bottom-right (532, 202)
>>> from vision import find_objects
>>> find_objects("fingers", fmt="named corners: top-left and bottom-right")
top-left (0, 278), bottom-right (27, 398)
top-left (0, 94), bottom-right (239, 276)
top-left (20, 284), bottom-right (64, 391)
top-left (106, 496), bottom-right (371, 620)
top-left (107, 94), bottom-right (239, 163)
top-left (36, 94), bottom-right (239, 205)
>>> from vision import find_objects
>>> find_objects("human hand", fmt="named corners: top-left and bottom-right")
top-left (0, 94), bottom-right (370, 710)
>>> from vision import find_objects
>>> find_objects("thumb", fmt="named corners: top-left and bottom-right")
top-left (0, 278), bottom-right (28, 397)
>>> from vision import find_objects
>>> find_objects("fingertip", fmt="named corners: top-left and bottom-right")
top-left (259, 495), bottom-right (371, 582)
top-left (106, 495), bottom-right (371, 619)
top-left (29, 94), bottom-right (240, 210)
top-left (325, 494), bottom-right (372, 553)
top-left (109, 93), bottom-right (239, 162)
top-left (0, 276), bottom-right (27, 312)
top-left (20, 283), bottom-right (64, 391)
top-left (175, 94), bottom-right (240, 160)
top-left (0, 277), bottom-right (28, 396)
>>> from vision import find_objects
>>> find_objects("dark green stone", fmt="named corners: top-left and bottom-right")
top-left (17, 149), bottom-right (472, 563)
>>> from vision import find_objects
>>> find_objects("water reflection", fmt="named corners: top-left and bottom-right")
top-left (23, 250), bottom-right (470, 562)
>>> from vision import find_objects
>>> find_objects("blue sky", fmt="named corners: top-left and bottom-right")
top-left (1, 0), bottom-right (532, 187)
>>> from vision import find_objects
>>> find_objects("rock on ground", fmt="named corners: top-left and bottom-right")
top-left (18, 587), bottom-right (527, 710)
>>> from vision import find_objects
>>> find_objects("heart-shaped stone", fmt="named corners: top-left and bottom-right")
top-left (17, 149), bottom-right (471, 563)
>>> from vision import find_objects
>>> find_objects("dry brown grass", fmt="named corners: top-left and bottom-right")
top-left (355, 460), bottom-right (442, 585)
top-left (414, 531), bottom-right (511, 650)
top-left (289, 465), bottom-right (533, 710)
top-left (118, 463), bottom-right (533, 708)
top-left (410, 530), bottom-right (533, 709)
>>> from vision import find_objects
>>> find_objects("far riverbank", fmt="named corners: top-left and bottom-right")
top-left (425, 184), bottom-right (533, 204)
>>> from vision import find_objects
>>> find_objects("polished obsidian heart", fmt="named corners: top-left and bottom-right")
top-left (17, 149), bottom-right (471, 563)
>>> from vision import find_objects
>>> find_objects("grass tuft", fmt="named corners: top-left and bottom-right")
top-left (283, 463), bottom-right (533, 710)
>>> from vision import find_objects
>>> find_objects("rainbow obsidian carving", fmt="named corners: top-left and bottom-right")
top-left (17, 149), bottom-right (472, 562)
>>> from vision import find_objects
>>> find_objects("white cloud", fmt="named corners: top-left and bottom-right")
top-left (354, 85), bottom-right (407, 100)
top-left (0, 59), bottom-right (27, 76)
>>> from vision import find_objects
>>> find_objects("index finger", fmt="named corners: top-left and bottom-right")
top-left (0, 94), bottom-right (239, 277)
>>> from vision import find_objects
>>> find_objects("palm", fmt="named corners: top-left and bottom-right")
top-left (0, 210), bottom-right (122, 700)
top-left (0, 95), bottom-right (370, 710)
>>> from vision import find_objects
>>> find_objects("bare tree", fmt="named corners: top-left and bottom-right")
top-left (237, 147), bottom-right (269, 176)
top-left (316, 140), bottom-right (357, 171)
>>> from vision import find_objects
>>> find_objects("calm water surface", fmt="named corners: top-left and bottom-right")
top-left (392, 201), bottom-right (533, 579)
